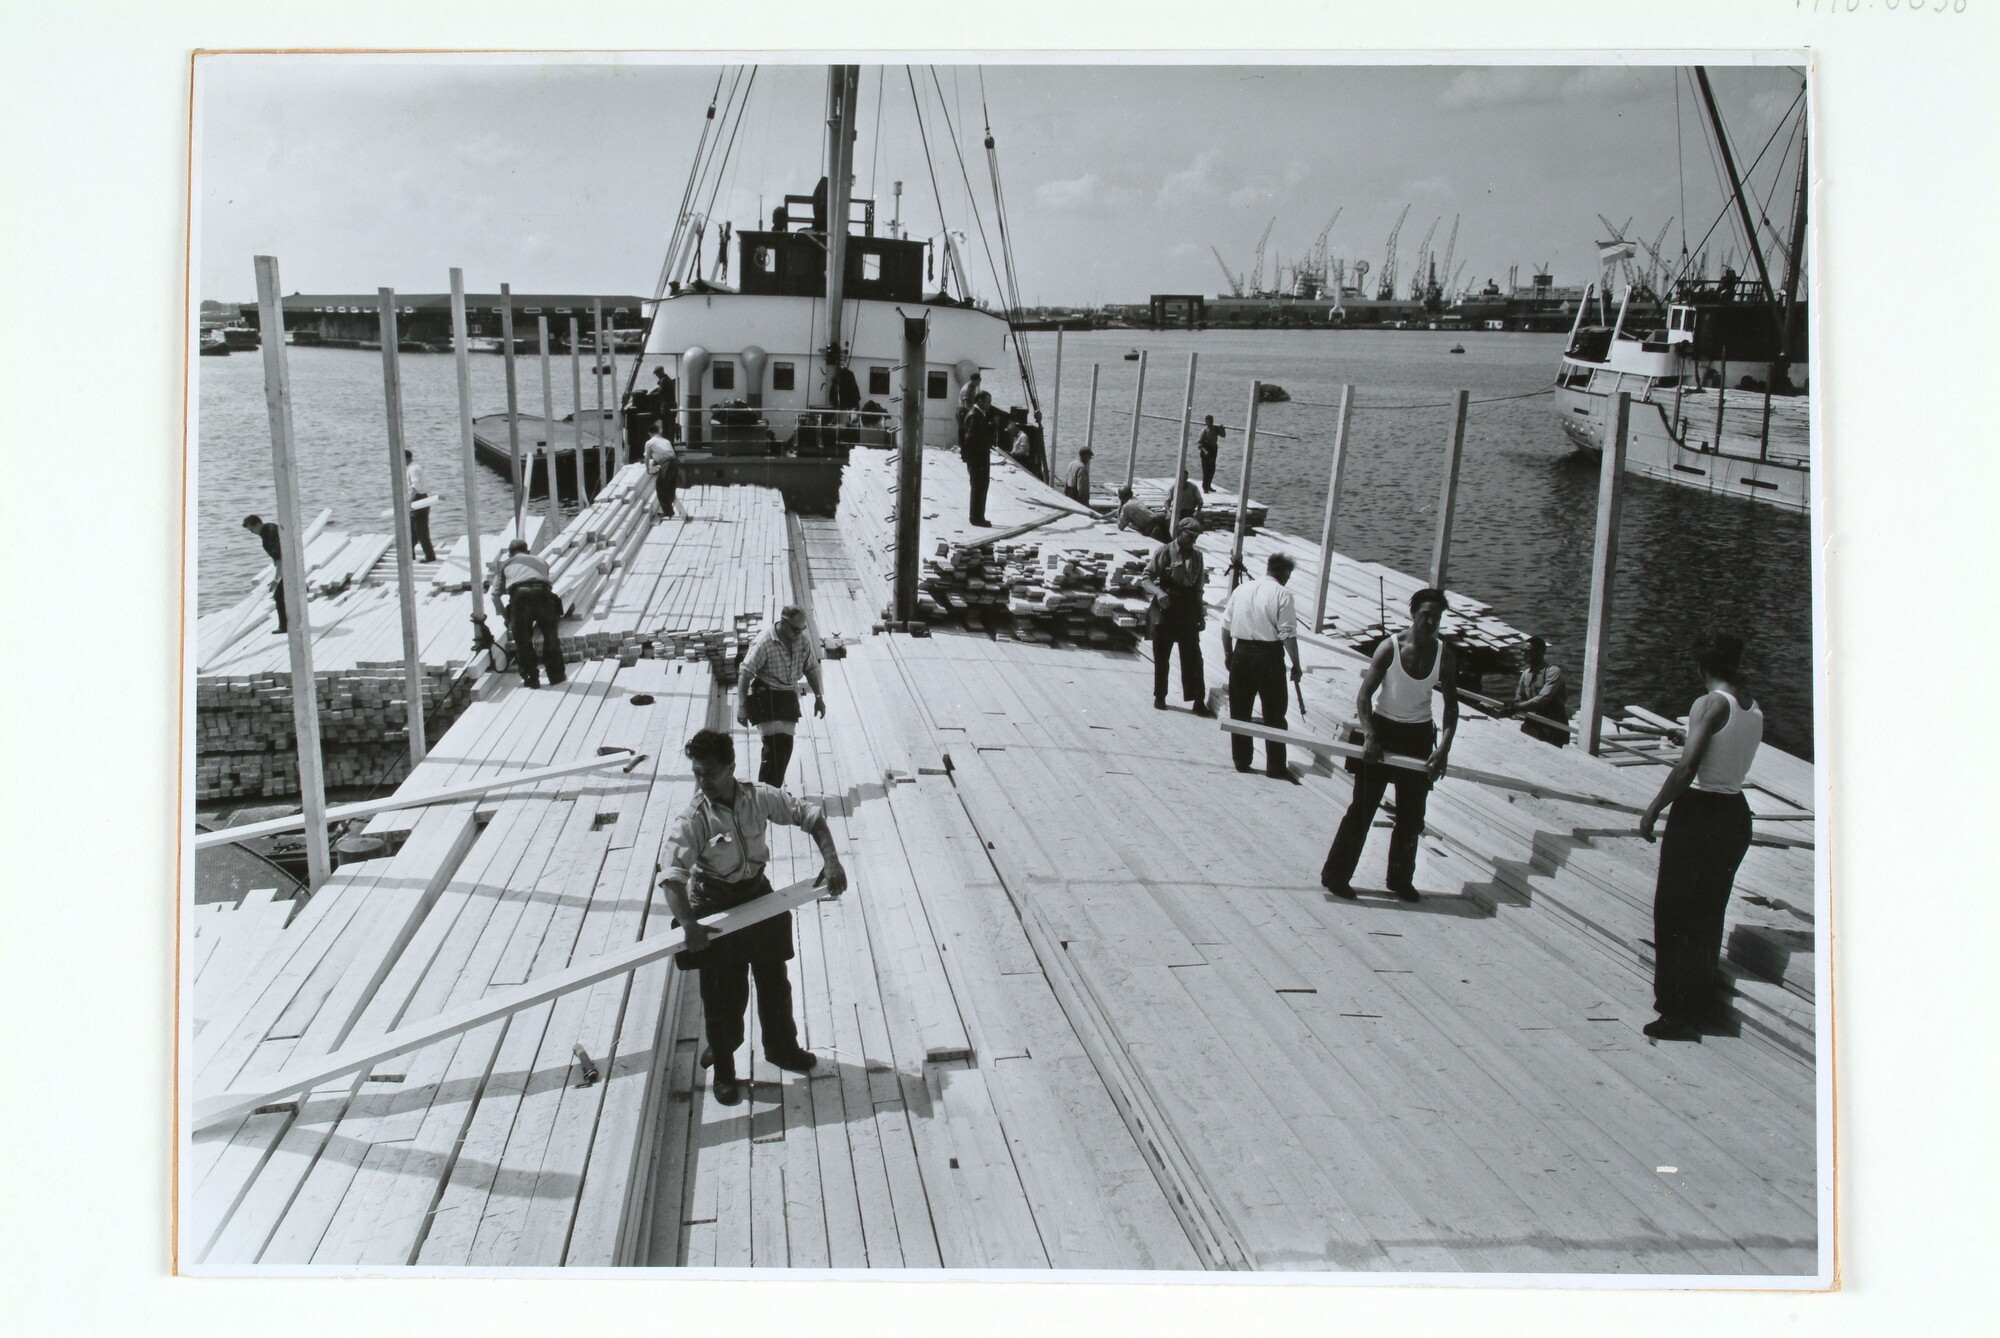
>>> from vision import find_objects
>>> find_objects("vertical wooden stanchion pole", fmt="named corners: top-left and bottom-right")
top-left (1228, 380), bottom-right (1262, 591)
top-left (1049, 327), bottom-right (1064, 485)
top-left (1713, 343), bottom-right (1727, 450)
top-left (378, 289), bottom-right (428, 765)
top-left (592, 298), bottom-right (608, 481)
top-left (499, 284), bottom-right (523, 538)
top-left (1429, 388), bottom-right (1469, 590)
top-left (449, 269), bottom-right (485, 627)
top-left (253, 256), bottom-right (331, 889)
top-left (537, 316), bottom-right (557, 513)
top-left (1311, 384), bottom-right (1354, 635)
top-left (568, 317), bottom-right (586, 503)
top-left (1083, 363), bottom-right (1100, 461)
top-left (1578, 392), bottom-right (1630, 755)
top-left (1122, 348), bottom-right (1148, 491)
top-left (1167, 350), bottom-right (1198, 532)
top-left (894, 315), bottom-right (928, 623)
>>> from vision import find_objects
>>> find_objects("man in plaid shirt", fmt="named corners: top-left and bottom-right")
top-left (736, 605), bottom-right (826, 787)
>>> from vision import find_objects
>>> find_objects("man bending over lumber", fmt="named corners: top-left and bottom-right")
top-left (659, 728), bottom-right (847, 1107)
top-left (1320, 587), bottom-right (1459, 902)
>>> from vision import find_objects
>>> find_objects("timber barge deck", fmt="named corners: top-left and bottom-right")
top-left (186, 455), bottom-right (1819, 1275)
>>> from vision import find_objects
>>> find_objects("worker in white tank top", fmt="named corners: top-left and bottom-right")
top-left (1358, 591), bottom-right (1459, 774)
top-left (1638, 631), bottom-right (1765, 1042)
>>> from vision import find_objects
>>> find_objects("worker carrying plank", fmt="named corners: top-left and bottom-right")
top-left (487, 538), bottom-right (567, 689)
top-left (1321, 586), bottom-right (1459, 902)
top-left (1221, 551), bottom-right (1304, 782)
top-left (660, 728), bottom-right (848, 1107)
top-left (1637, 630), bottom-right (1764, 1042)
top-left (1197, 414), bottom-right (1225, 493)
top-left (403, 449), bottom-right (437, 562)
top-left (737, 605), bottom-right (826, 788)
top-left (240, 514), bottom-right (286, 633)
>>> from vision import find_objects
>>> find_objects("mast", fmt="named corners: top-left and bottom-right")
top-left (1773, 112), bottom-right (1809, 391)
top-left (1694, 68), bottom-right (1783, 343)
top-left (823, 65), bottom-right (860, 403)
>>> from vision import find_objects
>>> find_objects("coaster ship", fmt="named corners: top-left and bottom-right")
top-left (1555, 68), bottom-right (1810, 512)
top-left (636, 67), bottom-right (1020, 461)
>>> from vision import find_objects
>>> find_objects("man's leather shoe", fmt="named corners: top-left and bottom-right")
top-left (1642, 1016), bottom-right (1702, 1042)
top-left (1154, 698), bottom-right (1168, 711)
top-left (1190, 701), bottom-right (1216, 718)
top-left (1322, 877), bottom-right (1357, 900)
top-left (1389, 883), bottom-right (1421, 903)
top-left (767, 1048), bottom-right (819, 1075)
top-left (712, 1074), bottom-right (745, 1105)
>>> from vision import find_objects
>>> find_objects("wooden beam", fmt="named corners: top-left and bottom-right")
top-left (894, 315), bottom-right (927, 622)
top-left (500, 282), bottom-right (524, 532)
top-left (191, 750), bottom-right (643, 848)
top-left (1310, 384), bottom-right (1354, 635)
top-left (538, 315), bottom-right (557, 518)
top-left (569, 317), bottom-right (586, 504)
top-left (1578, 392), bottom-right (1630, 755)
top-left (1168, 351), bottom-right (1198, 531)
top-left (1429, 388), bottom-right (1468, 590)
top-left (377, 289), bottom-right (428, 765)
top-left (449, 269), bottom-right (487, 625)
top-left (1219, 718), bottom-right (1643, 813)
top-left (1122, 348), bottom-right (1147, 491)
top-left (193, 874), bottom-right (833, 1131)
top-left (1048, 327), bottom-right (1063, 485)
top-left (593, 298), bottom-right (609, 480)
top-left (1082, 362), bottom-right (1099, 459)
top-left (1227, 379), bottom-right (1262, 589)
top-left (252, 255), bottom-right (331, 889)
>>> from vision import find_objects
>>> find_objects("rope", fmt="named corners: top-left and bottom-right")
top-left (1262, 383), bottom-right (1559, 413)
top-left (903, 67), bottom-right (954, 293)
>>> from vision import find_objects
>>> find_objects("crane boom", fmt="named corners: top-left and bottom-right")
top-left (1378, 204), bottom-right (1410, 301)
top-left (1210, 245), bottom-right (1244, 298)
top-left (1249, 216), bottom-right (1276, 296)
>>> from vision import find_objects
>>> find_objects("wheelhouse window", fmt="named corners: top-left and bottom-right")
top-left (927, 371), bottom-right (949, 400)
top-left (868, 365), bottom-right (891, 396)
top-left (753, 246), bottom-right (776, 273)
top-left (772, 361), bottom-right (795, 391)
top-left (713, 361), bottom-right (736, 391)
top-left (861, 251), bottom-right (882, 281)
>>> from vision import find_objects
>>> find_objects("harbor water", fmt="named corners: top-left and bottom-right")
top-left (196, 329), bottom-right (1814, 758)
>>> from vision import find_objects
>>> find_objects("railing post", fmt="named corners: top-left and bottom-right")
top-left (1311, 383), bottom-right (1354, 634)
top-left (1122, 348), bottom-right (1147, 491)
top-left (448, 269), bottom-right (485, 627)
top-left (1578, 392), bottom-right (1630, 755)
top-left (894, 315), bottom-right (929, 623)
top-left (1048, 327), bottom-right (1064, 485)
top-left (377, 289), bottom-right (427, 765)
top-left (569, 317), bottom-right (586, 502)
top-left (499, 283), bottom-right (523, 536)
top-left (1228, 380), bottom-right (1262, 590)
top-left (1083, 363), bottom-right (1100, 462)
top-left (1168, 350), bottom-right (1198, 531)
top-left (593, 298), bottom-right (609, 481)
top-left (1429, 388), bottom-right (1468, 590)
top-left (537, 315), bottom-right (557, 515)
top-left (253, 255), bottom-right (331, 890)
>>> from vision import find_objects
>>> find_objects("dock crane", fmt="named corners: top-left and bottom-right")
top-left (1376, 205), bottom-right (1410, 301)
top-left (1409, 216), bottom-right (1440, 301)
top-left (1439, 214), bottom-right (1460, 298)
top-left (1248, 217), bottom-right (1277, 297)
top-left (1210, 245), bottom-right (1244, 298)
top-left (1635, 219), bottom-right (1673, 294)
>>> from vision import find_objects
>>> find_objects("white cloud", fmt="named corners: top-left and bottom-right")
top-left (1157, 149), bottom-right (1220, 206)
top-left (1227, 184), bottom-right (1271, 210)
top-left (1035, 173), bottom-right (1136, 214)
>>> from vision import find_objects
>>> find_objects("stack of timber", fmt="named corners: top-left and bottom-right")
top-left (1110, 476), bottom-right (1268, 530)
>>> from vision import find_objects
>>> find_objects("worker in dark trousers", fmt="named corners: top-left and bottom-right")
top-left (1638, 631), bottom-right (1764, 1042)
top-left (404, 449), bottom-right (437, 562)
top-left (660, 728), bottom-right (847, 1107)
top-left (1197, 414), bottom-right (1225, 493)
top-left (1221, 551), bottom-right (1304, 781)
top-left (488, 538), bottom-right (567, 688)
top-left (1062, 446), bottom-right (1094, 504)
top-left (1493, 635), bottom-right (1571, 746)
top-left (242, 514), bottom-right (287, 633)
top-left (645, 420), bottom-right (681, 519)
top-left (960, 389), bottom-right (999, 527)
top-left (736, 605), bottom-right (826, 787)
top-left (1321, 588), bottom-right (1459, 902)
top-left (1141, 517), bottom-right (1214, 715)
top-left (1115, 486), bottom-right (1171, 542)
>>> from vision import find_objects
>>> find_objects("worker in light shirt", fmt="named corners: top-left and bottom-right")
top-left (404, 449), bottom-right (437, 562)
top-left (1220, 551), bottom-right (1305, 781)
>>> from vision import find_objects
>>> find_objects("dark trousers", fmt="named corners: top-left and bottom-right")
top-left (696, 955), bottom-right (801, 1079)
top-left (1200, 447), bottom-right (1218, 491)
top-left (410, 503), bottom-right (436, 562)
top-left (1152, 617), bottom-right (1206, 703)
top-left (1228, 640), bottom-right (1288, 773)
top-left (1322, 715), bottom-right (1435, 891)
top-left (506, 583), bottom-right (567, 686)
top-left (963, 450), bottom-right (991, 523)
top-left (653, 460), bottom-right (679, 516)
top-left (272, 577), bottom-right (287, 633)
top-left (1651, 790), bottom-right (1753, 1020)
top-left (758, 732), bottom-right (795, 787)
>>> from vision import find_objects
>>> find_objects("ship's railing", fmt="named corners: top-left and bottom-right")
top-left (656, 404), bottom-right (896, 456)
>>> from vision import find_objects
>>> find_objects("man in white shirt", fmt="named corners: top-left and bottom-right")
top-left (403, 449), bottom-right (437, 562)
top-left (1221, 551), bottom-right (1304, 780)
top-left (644, 420), bottom-right (681, 519)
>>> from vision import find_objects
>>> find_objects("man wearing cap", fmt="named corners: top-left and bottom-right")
top-left (1197, 414), bottom-right (1226, 493)
top-left (1221, 551), bottom-right (1304, 781)
top-left (1062, 446), bottom-right (1094, 505)
top-left (644, 419), bottom-right (681, 519)
top-left (1321, 587), bottom-right (1459, 901)
top-left (1115, 485), bottom-right (1171, 543)
top-left (488, 538), bottom-right (567, 688)
top-left (1141, 517), bottom-right (1215, 716)
top-left (1166, 470), bottom-right (1204, 531)
top-left (737, 604), bottom-right (826, 787)
top-left (959, 389), bottom-right (1000, 527)
top-left (660, 728), bottom-right (847, 1107)
top-left (1494, 635), bottom-right (1571, 747)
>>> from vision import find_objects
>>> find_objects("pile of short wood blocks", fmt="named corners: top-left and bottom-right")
top-left (917, 539), bottom-right (1151, 646)
top-left (568, 610), bottom-right (761, 680)
top-left (194, 661), bottom-right (472, 800)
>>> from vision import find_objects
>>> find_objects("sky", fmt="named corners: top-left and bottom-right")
top-left (196, 57), bottom-right (1807, 308)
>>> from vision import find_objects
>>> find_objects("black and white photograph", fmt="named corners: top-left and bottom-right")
top-left (176, 53), bottom-right (1829, 1279)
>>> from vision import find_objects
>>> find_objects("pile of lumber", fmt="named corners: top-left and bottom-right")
top-left (195, 660), bottom-right (472, 800)
top-left (1115, 476), bottom-right (1268, 530)
top-left (917, 539), bottom-right (1151, 646)
top-left (538, 464), bottom-right (655, 619)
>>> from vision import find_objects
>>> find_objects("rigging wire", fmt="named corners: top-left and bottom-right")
top-left (694, 66), bottom-right (758, 282)
top-left (926, 66), bottom-right (1009, 312)
top-left (868, 65), bottom-right (884, 203)
top-left (655, 68), bottom-right (729, 304)
top-left (1672, 79), bottom-right (1805, 291)
top-left (904, 66), bottom-right (955, 293)
top-left (1673, 71), bottom-right (1688, 261)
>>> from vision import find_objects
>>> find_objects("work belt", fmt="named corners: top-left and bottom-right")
top-left (508, 579), bottom-right (552, 595)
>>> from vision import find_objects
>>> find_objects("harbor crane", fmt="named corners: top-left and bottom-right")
top-left (1210, 245), bottom-right (1245, 298)
top-left (1409, 216), bottom-right (1440, 302)
top-left (1439, 215), bottom-right (1460, 298)
top-left (1377, 205), bottom-right (1410, 300)
top-left (1248, 216), bottom-right (1277, 296)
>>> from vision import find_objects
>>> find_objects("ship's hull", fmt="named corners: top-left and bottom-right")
top-left (1557, 380), bottom-right (1809, 512)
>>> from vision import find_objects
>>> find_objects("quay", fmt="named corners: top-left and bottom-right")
top-left (188, 443), bottom-right (1818, 1272)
